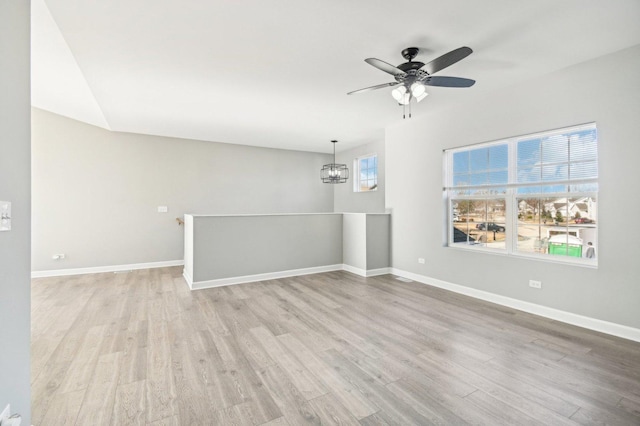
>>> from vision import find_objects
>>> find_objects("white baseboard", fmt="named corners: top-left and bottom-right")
top-left (30, 260), bottom-right (385, 282)
top-left (35, 259), bottom-right (635, 342)
top-left (342, 264), bottom-right (391, 277)
top-left (190, 264), bottom-right (344, 290)
top-left (31, 260), bottom-right (184, 278)
top-left (390, 268), bottom-right (640, 343)
top-left (183, 269), bottom-right (194, 290)
top-left (364, 267), bottom-right (392, 277)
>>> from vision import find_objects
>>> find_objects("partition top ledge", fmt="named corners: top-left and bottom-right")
top-left (185, 212), bottom-right (344, 218)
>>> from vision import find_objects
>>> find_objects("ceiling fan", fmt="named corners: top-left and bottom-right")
top-left (347, 46), bottom-right (475, 118)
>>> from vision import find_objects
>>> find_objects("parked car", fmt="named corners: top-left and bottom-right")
top-left (476, 222), bottom-right (506, 232)
top-left (574, 217), bottom-right (594, 224)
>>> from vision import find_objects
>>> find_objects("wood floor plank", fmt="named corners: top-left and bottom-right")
top-left (203, 330), bottom-right (283, 423)
top-left (260, 416), bottom-right (291, 426)
top-left (75, 351), bottom-right (122, 425)
top-left (250, 326), bottom-right (328, 401)
top-left (419, 348), bottom-right (580, 419)
top-left (255, 363), bottom-right (320, 425)
top-left (58, 324), bottom-right (109, 394)
top-left (384, 379), bottom-right (470, 425)
top-left (118, 321), bottom-right (148, 385)
top-left (318, 349), bottom-right (434, 425)
top-left (243, 295), bottom-right (292, 337)
top-left (306, 393), bottom-right (362, 426)
top-left (146, 414), bottom-right (181, 426)
top-left (617, 396), bottom-right (640, 418)
top-left (31, 267), bottom-right (640, 425)
top-left (463, 389), bottom-right (543, 425)
top-left (146, 320), bottom-right (177, 423)
top-left (31, 360), bottom-right (73, 424)
top-left (111, 380), bottom-right (146, 426)
top-left (277, 333), bottom-right (379, 420)
top-left (174, 379), bottom-right (216, 426)
top-left (40, 388), bottom-right (85, 426)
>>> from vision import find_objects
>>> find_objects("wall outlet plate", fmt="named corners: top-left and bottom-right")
top-left (418, 258), bottom-right (425, 264)
top-left (529, 280), bottom-right (542, 289)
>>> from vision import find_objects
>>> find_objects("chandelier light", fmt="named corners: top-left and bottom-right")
top-left (321, 140), bottom-right (349, 184)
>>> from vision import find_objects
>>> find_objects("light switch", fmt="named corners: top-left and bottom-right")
top-left (157, 206), bottom-right (168, 213)
top-left (0, 201), bottom-right (11, 231)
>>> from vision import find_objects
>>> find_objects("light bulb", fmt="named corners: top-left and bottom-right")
top-left (410, 82), bottom-right (426, 97)
top-left (391, 86), bottom-right (406, 101)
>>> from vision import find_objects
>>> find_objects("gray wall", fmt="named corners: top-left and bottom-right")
top-left (334, 140), bottom-right (386, 213)
top-left (366, 214), bottom-right (390, 270)
top-left (32, 108), bottom-right (334, 272)
top-left (386, 44), bottom-right (640, 329)
top-left (342, 213), bottom-right (391, 272)
top-left (0, 0), bottom-right (31, 422)
top-left (192, 214), bottom-right (342, 282)
top-left (342, 214), bottom-right (367, 270)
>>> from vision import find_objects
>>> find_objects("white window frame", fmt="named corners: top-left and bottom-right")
top-left (353, 153), bottom-right (378, 193)
top-left (444, 123), bottom-right (598, 267)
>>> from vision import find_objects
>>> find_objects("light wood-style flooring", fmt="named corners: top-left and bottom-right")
top-left (32, 267), bottom-right (640, 425)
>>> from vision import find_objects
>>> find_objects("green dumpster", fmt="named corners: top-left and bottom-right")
top-left (548, 234), bottom-right (583, 257)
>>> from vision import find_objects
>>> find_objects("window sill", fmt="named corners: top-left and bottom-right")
top-left (446, 244), bottom-right (598, 269)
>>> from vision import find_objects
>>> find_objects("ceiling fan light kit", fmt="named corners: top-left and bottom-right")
top-left (321, 140), bottom-right (349, 184)
top-left (391, 86), bottom-right (406, 102)
top-left (348, 46), bottom-right (475, 118)
top-left (410, 82), bottom-right (426, 98)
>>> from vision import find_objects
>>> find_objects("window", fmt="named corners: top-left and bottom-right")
top-left (445, 123), bottom-right (598, 265)
top-left (354, 154), bottom-right (378, 192)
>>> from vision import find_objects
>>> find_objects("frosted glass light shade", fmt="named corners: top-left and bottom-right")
top-left (391, 85), bottom-right (407, 101)
top-left (415, 92), bottom-right (428, 102)
top-left (410, 82), bottom-right (426, 97)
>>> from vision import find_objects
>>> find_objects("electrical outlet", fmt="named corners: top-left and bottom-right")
top-left (52, 254), bottom-right (66, 260)
top-left (529, 280), bottom-right (542, 289)
top-left (157, 206), bottom-right (168, 213)
top-left (418, 258), bottom-right (425, 264)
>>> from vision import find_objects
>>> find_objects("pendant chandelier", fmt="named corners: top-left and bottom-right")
top-left (321, 140), bottom-right (349, 184)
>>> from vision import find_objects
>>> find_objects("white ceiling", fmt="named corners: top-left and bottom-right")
top-left (31, 0), bottom-right (640, 153)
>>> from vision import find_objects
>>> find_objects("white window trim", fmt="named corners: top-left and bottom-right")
top-left (444, 123), bottom-right (598, 267)
top-left (353, 153), bottom-right (378, 193)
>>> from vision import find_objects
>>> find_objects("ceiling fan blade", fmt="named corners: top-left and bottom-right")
top-left (422, 47), bottom-right (473, 75)
top-left (347, 81), bottom-right (400, 95)
top-left (365, 58), bottom-right (406, 76)
top-left (424, 76), bottom-right (475, 88)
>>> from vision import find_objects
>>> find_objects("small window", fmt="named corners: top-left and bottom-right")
top-left (354, 154), bottom-right (378, 192)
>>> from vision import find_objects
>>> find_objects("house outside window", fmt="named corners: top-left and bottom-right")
top-left (445, 123), bottom-right (598, 265)
top-left (354, 154), bottom-right (378, 192)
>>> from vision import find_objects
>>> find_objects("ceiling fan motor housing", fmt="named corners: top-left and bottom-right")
top-left (401, 47), bottom-right (420, 61)
top-left (395, 69), bottom-right (429, 86)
